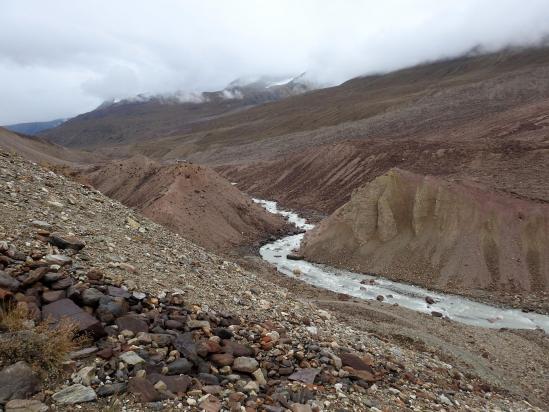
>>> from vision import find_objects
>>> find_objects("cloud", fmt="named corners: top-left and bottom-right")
top-left (1, 0), bottom-right (549, 123)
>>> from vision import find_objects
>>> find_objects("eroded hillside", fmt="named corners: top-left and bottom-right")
top-left (300, 169), bottom-right (549, 309)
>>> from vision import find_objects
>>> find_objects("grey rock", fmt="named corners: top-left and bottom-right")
top-left (5, 399), bottom-right (48, 412)
top-left (81, 288), bottom-right (105, 306)
top-left (232, 357), bottom-right (259, 374)
top-left (0, 361), bottom-right (40, 403)
top-left (167, 358), bottom-right (193, 375)
top-left (96, 382), bottom-right (127, 398)
top-left (52, 384), bottom-right (96, 404)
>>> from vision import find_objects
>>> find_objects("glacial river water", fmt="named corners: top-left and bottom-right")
top-left (254, 198), bottom-right (549, 333)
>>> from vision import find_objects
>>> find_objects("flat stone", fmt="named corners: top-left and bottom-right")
top-left (232, 357), bottom-right (259, 374)
top-left (30, 220), bottom-right (52, 230)
top-left (147, 374), bottom-right (191, 394)
top-left (187, 320), bottom-right (210, 330)
top-left (119, 351), bottom-right (145, 366)
top-left (50, 277), bottom-right (74, 290)
top-left (21, 267), bottom-right (48, 286)
top-left (5, 399), bottom-right (48, 412)
top-left (69, 346), bottom-right (99, 360)
top-left (42, 272), bottom-right (62, 284)
top-left (42, 289), bottom-right (65, 303)
top-left (340, 353), bottom-right (373, 371)
top-left (44, 254), bottom-right (72, 266)
top-left (290, 404), bottom-right (313, 412)
top-left (107, 286), bottom-right (130, 299)
top-left (96, 382), bottom-right (127, 397)
top-left (167, 358), bottom-right (193, 375)
top-left (42, 298), bottom-right (104, 338)
top-left (116, 316), bottom-right (149, 334)
top-left (0, 361), bottom-right (40, 403)
top-left (48, 233), bottom-right (86, 251)
top-left (222, 340), bottom-right (254, 357)
top-left (52, 384), bottom-right (97, 404)
top-left (288, 368), bottom-right (320, 384)
top-left (128, 377), bottom-right (162, 402)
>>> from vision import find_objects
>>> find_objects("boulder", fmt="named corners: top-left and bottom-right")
top-left (0, 362), bottom-right (40, 404)
top-left (42, 298), bottom-right (104, 338)
top-left (116, 315), bottom-right (149, 334)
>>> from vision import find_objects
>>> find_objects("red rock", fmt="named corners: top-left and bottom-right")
top-left (128, 377), bottom-right (162, 402)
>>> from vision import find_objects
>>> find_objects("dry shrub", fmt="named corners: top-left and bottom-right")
top-left (0, 304), bottom-right (86, 375)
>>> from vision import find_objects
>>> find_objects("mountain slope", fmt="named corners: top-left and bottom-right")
top-left (0, 126), bottom-right (100, 165)
top-left (75, 156), bottom-right (290, 252)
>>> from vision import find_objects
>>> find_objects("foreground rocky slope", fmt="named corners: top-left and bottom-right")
top-left (73, 156), bottom-right (289, 253)
top-left (0, 152), bottom-right (543, 411)
top-left (300, 169), bottom-right (549, 309)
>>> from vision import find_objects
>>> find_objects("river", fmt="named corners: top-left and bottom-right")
top-left (254, 198), bottom-right (549, 333)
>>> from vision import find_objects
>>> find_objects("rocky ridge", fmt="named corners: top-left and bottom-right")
top-left (0, 150), bottom-right (541, 411)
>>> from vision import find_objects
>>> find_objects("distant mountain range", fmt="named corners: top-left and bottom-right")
top-left (41, 73), bottom-right (320, 148)
top-left (4, 118), bottom-right (66, 135)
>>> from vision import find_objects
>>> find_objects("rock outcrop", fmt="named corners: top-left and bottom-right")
top-left (300, 169), bottom-right (549, 294)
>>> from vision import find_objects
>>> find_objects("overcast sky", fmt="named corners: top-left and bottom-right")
top-left (1, 0), bottom-right (549, 124)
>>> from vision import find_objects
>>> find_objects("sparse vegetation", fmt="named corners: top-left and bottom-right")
top-left (0, 304), bottom-right (84, 375)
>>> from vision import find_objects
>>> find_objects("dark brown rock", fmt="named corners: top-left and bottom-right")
top-left (340, 353), bottom-right (374, 371)
top-left (0, 270), bottom-right (20, 291)
top-left (127, 377), bottom-right (162, 403)
top-left (48, 233), bottom-right (86, 251)
top-left (210, 353), bottom-right (234, 367)
top-left (116, 316), bottom-right (149, 334)
top-left (42, 298), bottom-right (104, 338)
top-left (147, 374), bottom-right (191, 394)
top-left (51, 277), bottom-right (74, 290)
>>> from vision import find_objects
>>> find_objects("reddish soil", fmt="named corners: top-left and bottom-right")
top-left (74, 156), bottom-right (290, 253)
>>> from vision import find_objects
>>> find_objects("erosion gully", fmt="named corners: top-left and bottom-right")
top-left (254, 198), bottom-right (549, 333)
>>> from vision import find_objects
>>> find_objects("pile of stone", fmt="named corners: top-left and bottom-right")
top-left (0, 232), bottom-right (383, 411)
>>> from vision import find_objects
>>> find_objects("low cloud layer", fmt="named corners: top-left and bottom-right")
top-left (1, 0), bottom-right (549, 124)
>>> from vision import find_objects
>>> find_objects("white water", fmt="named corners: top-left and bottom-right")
top-left (254, 198), bottom-right (549, 333)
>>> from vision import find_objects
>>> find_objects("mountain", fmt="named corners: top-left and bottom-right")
top-left (42, 74), bottom-right (318, 148)
top-left (4, 118), bottom-right (66, 135)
